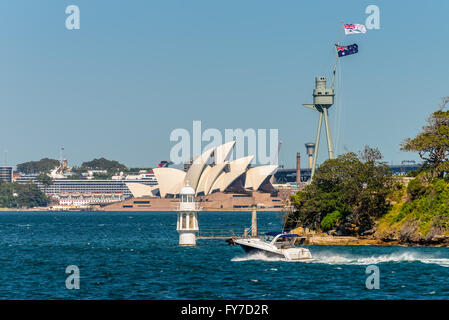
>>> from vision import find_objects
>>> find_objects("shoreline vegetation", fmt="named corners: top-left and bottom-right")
top-left (286, 101), bottom-right (449, 247)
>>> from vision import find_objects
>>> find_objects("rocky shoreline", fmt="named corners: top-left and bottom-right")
top-left (302, 234), bottom-right (449, 247)
top-left (304, 235), bottom-right (386, 246)
top-left (292, 226), bottom-right (449, 247)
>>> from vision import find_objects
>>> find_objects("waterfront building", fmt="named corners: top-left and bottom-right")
top-left (15, 172), bottom-right (158, 199)
top-left (102, 191), bottom-right (284, 211)
top-left (0, 166), bottom-right (13, 183)
top-left (273, 183), bottom-right (300, 199)
top-left (54, 192), bottom-right (124, 206)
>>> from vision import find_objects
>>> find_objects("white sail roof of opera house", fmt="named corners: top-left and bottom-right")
top-left (184, 147), bottom-right (215, 191)
top-left (198, 141), bottom-right (236, 194)
top-left (183, 141), bottom-right (235, 192)
top-left (125, 142), bottom-right (278, 198)
top-left (208, 155), bottom-right (254, 193)
top-left (202, 162), bottom-right (228, 195)
top-left (213, 141), bottom-right (235, 164)
top-left (244, 165), bottom-right (278, 190)
top-left (152, 167), bottom-right (186, 197)
top-left (125, 183), bottom-right (158, 198)
top-left (195, 164), bottom-right (212, 195)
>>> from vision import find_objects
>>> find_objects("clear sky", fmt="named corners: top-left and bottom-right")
top-left (1, 0), bottom-right (448, 169)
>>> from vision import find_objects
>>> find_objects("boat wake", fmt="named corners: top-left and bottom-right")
top-left (232, 251), bottom-right (449, 267)
top-left (308, 251), bottom-right (449, 267)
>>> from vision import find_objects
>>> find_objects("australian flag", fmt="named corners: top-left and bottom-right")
top-left (336, 43), bottom-right (358, 57)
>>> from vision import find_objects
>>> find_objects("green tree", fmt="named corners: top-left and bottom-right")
top-left (72, 158), bottom-right (128, 178)
top-left (16, 183), bottom-right (49, 208)
top-left (286, 147), bottom-right (392, 236)
top-left (406, 177), bottom-right (426, 201)
top-left (401, 100), bottom-right (449, 178)
top-left (81, 158), bottom-right (127, 171)
top-left (321, 210), bottom-right (343, 231)
top-left (37, 173), bottom-right (53, 187)
top-left (17, 158), bottom-right (60, 174)
top-left (0, 182), bottom-right (48, 208)
top-left (0, 181), bottom-right (17, 208)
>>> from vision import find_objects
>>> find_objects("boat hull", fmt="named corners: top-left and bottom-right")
top-left (239, 243), bottom-right (286, 259)
top-left (235, 239), bottom-right (312, 261)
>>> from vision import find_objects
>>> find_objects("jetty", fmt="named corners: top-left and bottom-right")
top-left (197, 206), bottom-right (280, 240)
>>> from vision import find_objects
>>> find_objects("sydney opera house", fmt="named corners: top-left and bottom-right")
top-left (103, 141), bottom-right (285, 211)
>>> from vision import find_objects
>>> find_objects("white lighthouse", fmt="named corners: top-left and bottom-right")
top-left (176, 182), bottom-right (200, 246)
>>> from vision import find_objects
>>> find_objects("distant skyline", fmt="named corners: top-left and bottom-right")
top-left (1, 1), bottom-right (448, 169)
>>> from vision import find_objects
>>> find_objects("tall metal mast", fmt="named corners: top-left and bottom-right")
top-left (303, 77), bottom-right (335, 178)
top-left (331, 21), bottom-right (344, 89)
top-left (303, 22), bottom-right (343, 179)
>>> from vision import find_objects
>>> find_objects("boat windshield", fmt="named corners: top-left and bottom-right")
top-left (262, 233), bottom-right (300, 247)
top-left (274, 236), bottom-right (297, 248)
top-left (262, 235), bottom-right (276, 243)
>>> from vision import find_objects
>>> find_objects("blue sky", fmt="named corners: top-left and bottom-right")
top-left (1, 0), bottom-right (448, 169)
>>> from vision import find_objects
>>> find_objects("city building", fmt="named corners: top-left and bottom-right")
top-left (0, 166), bottom-right (13, 183)
top-left (54, 192), bottom-right (124, 206)
top-left (14, 172), bottom-right (158, 199)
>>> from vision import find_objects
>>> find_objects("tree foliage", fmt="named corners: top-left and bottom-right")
top-left (376, 99), bottom-right (449, 243)
top-left (79, 158), bottom-right (127, 171)
top-left (406, 176), bottom-right (426, 201)
top-left (17, 158), bottom-right (60, 174)
top-left (0, 182), bottom-right (49, 208)
top-left (320, 210), bottom-right (342, 231)
top-left (72, 158), bottom-right (128, 178)
top-left (384, 99), bottom-right (449, 239)
top-left (37, 173), bottom-right (53, 187)
top-left (286, 147), bottom-right (393, 236)
top-left (401, 102), bottom-right (449, 178)
top-left (378, 177), bottom-right (449, 240)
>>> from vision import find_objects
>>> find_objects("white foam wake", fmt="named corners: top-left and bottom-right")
top-left (308, 251), bottom-right (449, 267)
top-left (232, 251), bottom-right (449, 267)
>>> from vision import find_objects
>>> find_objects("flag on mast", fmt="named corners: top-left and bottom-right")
top-left (344, 24), bottom-right (366, 34)
top-left (336, 44), bottom-right (358, 57)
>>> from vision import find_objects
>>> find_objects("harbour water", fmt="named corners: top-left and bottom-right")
top-left (1, 211), bottom-right (449, 299)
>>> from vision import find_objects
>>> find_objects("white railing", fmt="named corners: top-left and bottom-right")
top-left (176, 202), bottom-right (202, 211)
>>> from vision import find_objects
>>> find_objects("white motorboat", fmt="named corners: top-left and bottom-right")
top-left (233, 231), bottom-right (312, 261)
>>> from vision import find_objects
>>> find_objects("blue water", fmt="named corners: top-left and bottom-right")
top-left (1, 211), bottom-right (449, 299)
